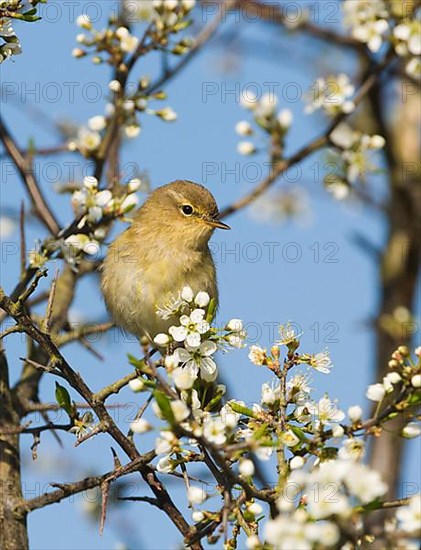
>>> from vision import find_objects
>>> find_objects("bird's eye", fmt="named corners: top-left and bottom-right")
top-left (181, 204), bottom-right (193, 216)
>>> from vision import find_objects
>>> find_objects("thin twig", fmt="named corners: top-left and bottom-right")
top-left (0, 117), bottom-right (60, 235)
top-left (43, 270), bottom-right (59, 333)
top-left (220, 50), bottom-right (396, 219)
top-left (19, 203), bottom-right (26, 276)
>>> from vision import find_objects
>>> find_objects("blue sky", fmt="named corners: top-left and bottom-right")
top-left (1, 2), bottom-right (420, 548)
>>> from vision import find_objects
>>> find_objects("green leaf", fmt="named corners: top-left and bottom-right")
top-left (128, 353), bottom-right (146, 371)
top-left (205, 392), bottom-right (223, 412)
top-left (55, 382), bottom-right (72, 416)
top-left (153, 390), bottom-right (175, 424)
top-left (252, 423), bottom-right (270, 440)
top-left (289, 426), bottom-right (307, 442)
top-left (408, 391), bottom-right (421, 405)
top-left (206, 298), bottom-right (217, 323)
top-left (22, 8), bottom-right (38, 16)
top-left (228, 401), bottom-right (258, 419)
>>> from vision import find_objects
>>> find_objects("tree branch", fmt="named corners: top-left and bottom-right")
top-left (0, 117), bottom-right (61, 236)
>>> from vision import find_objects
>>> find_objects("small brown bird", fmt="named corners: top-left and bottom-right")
top-left (101, 180), bottom-right (230, 342)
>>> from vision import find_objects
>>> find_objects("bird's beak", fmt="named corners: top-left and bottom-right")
top-left (205, 218), bottom-right (231, 230)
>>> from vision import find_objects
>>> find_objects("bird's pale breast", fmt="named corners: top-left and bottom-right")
top-left (101, 237), bottom-right (218, 341)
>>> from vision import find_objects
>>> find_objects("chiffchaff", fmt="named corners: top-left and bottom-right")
top-left (101, 180), bottom-right (230, 342)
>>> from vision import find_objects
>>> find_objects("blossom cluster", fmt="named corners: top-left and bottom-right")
top-left (343, 0), bottom-right (421, 79)
top-left (71, 175), bottom-right (139, 222)
top-left (235, 92), bottom-right (293, 157)
top-left (125, 311), bottom-right (420, 548)
top-left (323, 122), bottom-right (385, 200)
top-left (153, 285), bottom-right (246, 360)
top-left (265, 459), bottom-right (389, 549)
top-left (57, 176), bottom-right (141, 265)
top-left (0, 0), bottom-right (43, 63)
top-left (69, 91), bottom-right (177, 156)
top-left (305, 73), bottom-right (355, 117)
top-left (124, 0), bottom-right (196, 25)
top-left (0, 12), bottom-right (21, 62)
top-left (73, 0), bottom-right (195, 63)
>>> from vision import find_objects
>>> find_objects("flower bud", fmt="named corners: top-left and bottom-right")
top-left (290, 456), bottom-right (305, 470)
top-left (239, 459), bottom-right (255, 477)
top-left (154, 333), bottom-right (170, 346)
top-left (129, 378), bottom-right (145, 392)
top-left (347, 405), bottom-right (362, 422)
top-left (130, 418), bottom-right (152, 433)
top-left (411, 374), bottom-right (421, 388)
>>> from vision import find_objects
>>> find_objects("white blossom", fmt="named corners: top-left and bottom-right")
top-left (181, 286), bottom-right (194, 302)
top-left (278, 322), bottom-right (302, 346)
top-left (125, 125), bottom-right (141, 138)
top-left (169, 308), bottom-right (210, 348)
top-left (64, 234), bottom-right (99, 255)
top-left (194, 291), bottom-right (210, 308)
top-left (305, 74), bottom-right (355, 116)
top-left (239, 459), bottom-right (255, 477)
top-left (277, 109), bottom-right (293, 128)
top-left (247, 502), bottom-right (263, 516)
top-left (347, 405), bottom-right (363, 422)
top-left (118, 28), bottom-right (139, 53)
top-left (130, 418), bottom-right (152, 433)
top-left (76, 128), bottom-right (101, 153)
top-left (128, 178), bottom-right (144, 193)
top-left (411, 374), bottom-right (421, 388)
top-left (119, 193), bottom-right (139, 214)
top-left (261, 382), bottom-right (278, 405)
top-left (332, 424), bottom-right (345, 438)
top-left (396, 494), bottom-right (421, 533)
top-left (173, 340), bottom-right (217, 382)
top-left (300, 349), bottom-right (332, 374)
top-left (203, 416), bottom-right (227, 445)
top-left (109, 80), bottom-right (122, 92)
top-left (237, 141), bottom-right (256, 155)
top-left (129, 378), bottom-right (145, 392)
top-left (153, 333), bottom-right (170, 346)
top-left (402, 422), bottom-right (421, 439)
top-left (156, 107), bottom-right (177, 121)
top-left (282, 430), bottom-right (300, 447)
top-left (156, 455), bottom-right (174, 473)
top-left (246, 535), bottom-right (260, 549)
top-left (366, 382), bottom-right (385, 402)
top-left (330, 123), bottom-right (359, 149)
top-left (290, 456), bottom-right (305, 470)
top-left (287, 373), bottom-right (311, 403)
top-left (76, 14), bottom-right (91, 29)
top-left (88, 115), bottom-right (106, 131)
top-left (406, 57), bottom-right (421, 80)
top-left (240, 91), bottom-right (258, 110)
top-left (343, 463), bottom-right (388, 503)
top-left (235, 120), bottom-right (253, 138)
top-left (353, 18), bottom-right (389, 52)
top-left (255, 93), bottom-right (278, 118)
top-left (248, 345), bottom-right (267, 366)
top-left (338, 438), bottom-right (365, 461)
top-left (171, 366), bottom-right (196, 390)
top-left (308, 395), bottom-right (345, 427)
top-left (170, 399), bottom-right (190, 422)
top-left (187, 486), bottom-right (207, 504)
top-left (155, 431), bottom-right (177, 455)
top-left (226, 319), bottom-right (243, 332)
top-left (192, 510), bottom-right (204, 523)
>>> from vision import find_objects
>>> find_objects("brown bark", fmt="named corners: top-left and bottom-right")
top-left (368, 81), bottom-right (421, 500)
top-left (0, 346), bottom-right (28, 550)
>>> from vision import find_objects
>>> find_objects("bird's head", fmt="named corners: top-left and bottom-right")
top-left (135, 180), bottom-right (230, 249)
